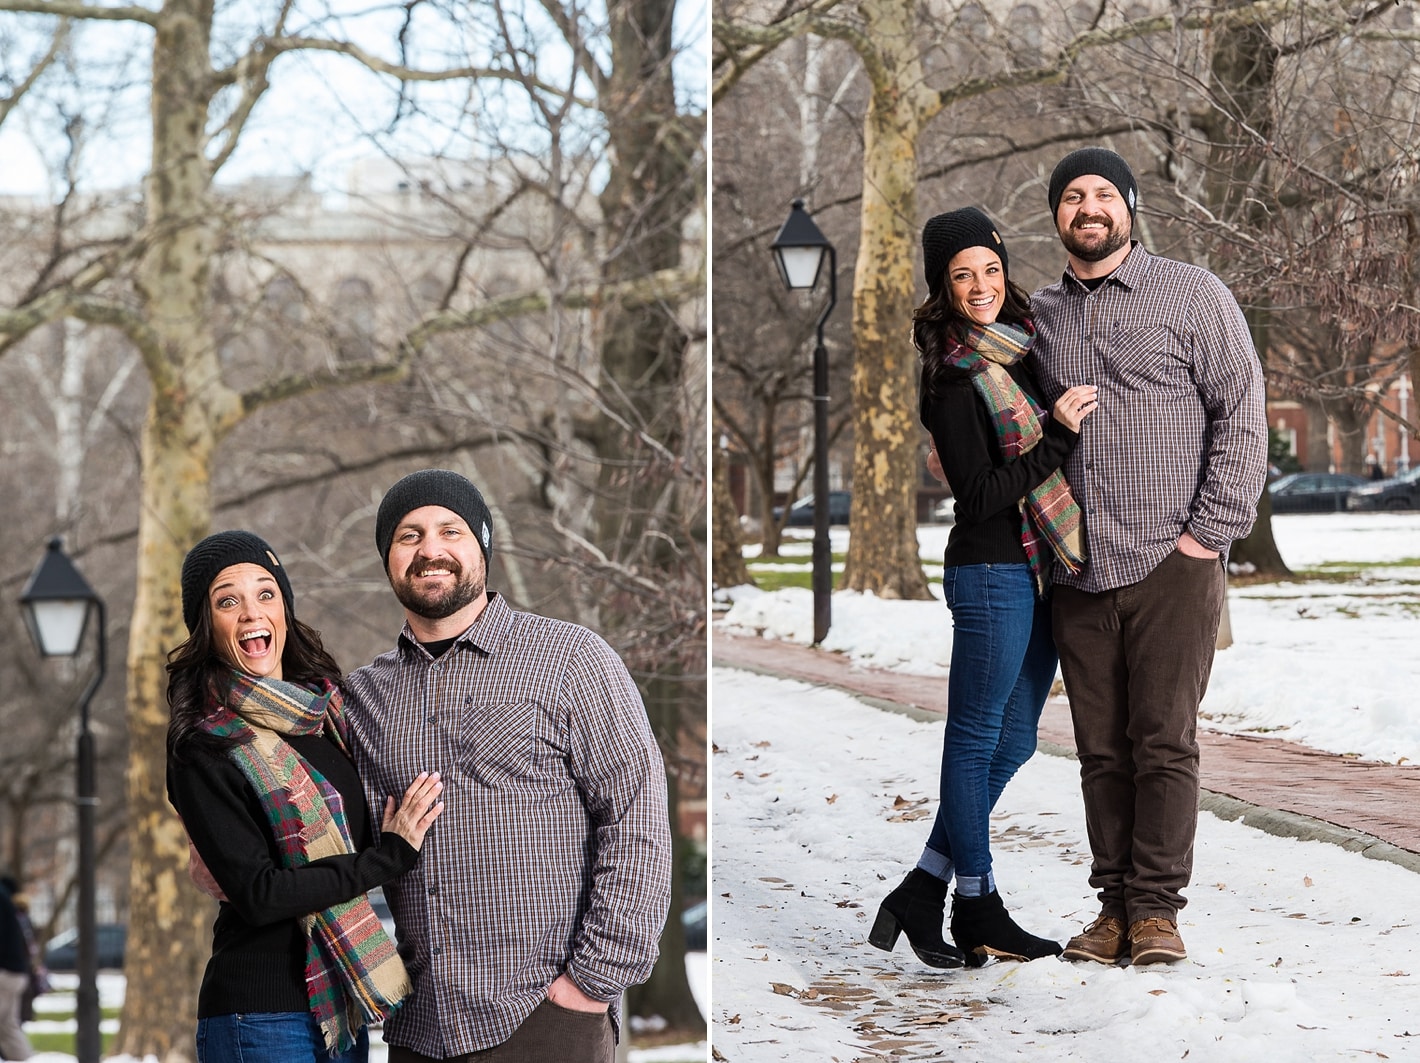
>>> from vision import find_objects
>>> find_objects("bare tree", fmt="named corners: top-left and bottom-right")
top-left (0, 0), bottom-right (703, 1054)
top-left (714, 0), bottom-right (1417, 596)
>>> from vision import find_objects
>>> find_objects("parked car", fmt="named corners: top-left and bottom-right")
top-left (931, 496), bottom-right (956, 523)
top-left (1267, 472), bottom-right (1366, 513)
top-left (43, 923), bottom-right (127, 971)
top-left (683, 899), bottom-right (707, 952)
top-left (1346, 465), bottom-right (1420, 511)
top-left (773, 490), bottom-right (851, 527)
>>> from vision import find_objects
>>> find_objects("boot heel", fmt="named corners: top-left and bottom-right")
top-left (867, 906), bottom-right (902, 952)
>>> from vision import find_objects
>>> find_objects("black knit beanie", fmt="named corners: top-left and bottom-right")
top-left (921, 207), bottom-right (1008, 295)
top-left (181, 530), bottom-right (294, 634)
top-left (375, 469), bottom-right (494, 570)
top-left (1047, 147), bottom-right (1137, 221)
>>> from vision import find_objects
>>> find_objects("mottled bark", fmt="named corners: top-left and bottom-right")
top-left (713, 448), bottom-right (754, 588)
top-left (113, 3), bottom-right (228, 1057)
top-left (836, 0), bottom-right (930, 600)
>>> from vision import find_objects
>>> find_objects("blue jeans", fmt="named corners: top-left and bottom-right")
top-left (923, 563), bottom-right (1058, 889)
top-left (196, 1012), bottom-right (369, 1063)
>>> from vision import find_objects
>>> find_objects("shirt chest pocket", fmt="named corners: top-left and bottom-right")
top-left (1105, 325), bottom-right (1192, 392)
top-left (456, 699), bottom-right (564, 788)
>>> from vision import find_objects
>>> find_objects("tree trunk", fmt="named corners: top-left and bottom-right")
top-left (1204, 0), bottom-right (1288, 578)
top-left (713, 448), bottom-right (754, 588)
top-left (589, 0), bottom-right (705, 1036)
top-left (115, 3), bottom-right (230, 1056)
top-left (838, 0), bottom-right (931, 601)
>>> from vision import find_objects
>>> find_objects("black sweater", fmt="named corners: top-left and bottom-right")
top-left (167, 732), bottom-right (418, 1017)
top-left (920, 358), bottom-right (1078, 569)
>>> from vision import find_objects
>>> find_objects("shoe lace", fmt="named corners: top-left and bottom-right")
top-left (1130, 917), bottom-right (1176, 938)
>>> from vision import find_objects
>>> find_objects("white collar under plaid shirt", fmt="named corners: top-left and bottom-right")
top-left (1031, 244), bottom-right (1267, 593)
top-left (344, 592), bottom-right (672, 1056)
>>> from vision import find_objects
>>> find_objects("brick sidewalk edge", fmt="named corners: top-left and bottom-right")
top-left (717, 656), bottom-right (1420, 878)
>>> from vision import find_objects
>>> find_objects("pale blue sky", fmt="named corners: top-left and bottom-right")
top-left (0, 0), bottom-right (707, 199)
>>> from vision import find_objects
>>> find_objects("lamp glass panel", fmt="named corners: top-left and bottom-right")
top-left (777, 246), bottom-right (824, 290)
top-left (27, 599), bottom-right (89, 657)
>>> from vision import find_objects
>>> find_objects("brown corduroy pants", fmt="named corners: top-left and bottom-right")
top-left (1053, 549), bottom-right (1226, 924)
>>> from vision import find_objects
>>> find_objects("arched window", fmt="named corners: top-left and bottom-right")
top-left (1009, 4), bottom-right (1043, 66)
top-left (334, 277), bottom-right (376, 361)
top-left (958, 2), bottom-right (989, 43)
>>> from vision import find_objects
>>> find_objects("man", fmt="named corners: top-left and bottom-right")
top-left (1030, 148), bottom-right (1267, 966)
top-left (345, 468), bottom-right (672, 1061)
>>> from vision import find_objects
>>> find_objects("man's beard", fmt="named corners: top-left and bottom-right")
top-left (1060, 214), bottom-right (1130, 263)
top-left (392, 559), bottom-right (484, 620)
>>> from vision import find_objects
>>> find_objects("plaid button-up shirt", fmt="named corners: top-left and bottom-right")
top-left (344, 593), bottom-right (672, 1056)
top-left (1032, 244), bottom-right (1267, 592)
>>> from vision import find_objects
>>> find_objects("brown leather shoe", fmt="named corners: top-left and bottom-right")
top-left (1129, 917), bottom-right (1187, 965)
top-left (1061, 914), bottom-right (1127, 964)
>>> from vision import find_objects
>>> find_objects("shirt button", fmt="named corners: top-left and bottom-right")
top-left (432, 945), bottom-right (442, 955)
top-left (428, 886), bottom-right (438, 896)
top-left (427, 715), bottom-right (436, 724)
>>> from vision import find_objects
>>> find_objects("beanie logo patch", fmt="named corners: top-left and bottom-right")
top-left (266, 550), bottom-right (281, 567)
top-left (481, 522), bottom-right (491, 550)
top-left (992, 230), bottom-right (1001, 245)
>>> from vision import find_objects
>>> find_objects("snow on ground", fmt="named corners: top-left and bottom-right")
top-left (710, 668), bottom-right (1420, 1063)
top-left (27, 962), bottom-right (709, 1062)
top-left (712, 512), bottom-right (1420, 1060)
top-left (720, 512), bottom-right (1420, 764)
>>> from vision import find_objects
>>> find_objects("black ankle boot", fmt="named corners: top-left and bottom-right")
top-left (868, 869), bottom-right (965, 968)
top-left (950, 890), bottom-right (1062, 967)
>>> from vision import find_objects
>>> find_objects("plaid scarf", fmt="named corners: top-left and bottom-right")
top-left (201, 672), bottom-right (411, 1054)
top-left (946, 319), bottom-right (1086, 594)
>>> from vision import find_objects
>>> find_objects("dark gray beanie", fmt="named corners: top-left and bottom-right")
top-left (375, 469), bottom-right (493, 569)
top-left (1047, 147), bottom-right (1137, 220)
top-left (181, 530), bottom-right (294, 634)
top-left (921, 207), bottom-right (1008, 295)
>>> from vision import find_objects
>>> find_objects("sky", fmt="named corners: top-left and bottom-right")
top-left (0, 0), bottom-right (707, 200)
top-left (712, 512), bottom-right (1420, 1061)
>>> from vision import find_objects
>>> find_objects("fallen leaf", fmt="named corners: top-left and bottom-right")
top-left (770, 982), bottom-right (799, 997)
top-left (1148, 989), bottom-right (1167, 997)
top-left (1304, 876), bottom-right (1314, 887)
top-left (826, 793), bottom-right (838, 804)
top-left (753, 740), bottom-right (771, 748)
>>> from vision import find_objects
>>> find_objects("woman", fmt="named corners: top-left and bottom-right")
top-left (869, 207), bottom-right (1096, 968)
top-left (167, 530), bottom-right (444, 1063)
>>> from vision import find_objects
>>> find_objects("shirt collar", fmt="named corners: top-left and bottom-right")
top-left (1063, 241), bottom-right (1148, 292)
top-left (397, 591), bottom-right (512, 659)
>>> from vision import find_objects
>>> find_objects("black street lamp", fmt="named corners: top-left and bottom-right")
top-left (770, 199), bottom-right (837, 645)
top-left (20, 538), bottom-right (104, 1063)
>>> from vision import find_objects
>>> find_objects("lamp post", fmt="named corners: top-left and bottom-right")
top-left (20, 538), bottom-right (104, 1063)
top-left (771, 199), bottom-right (837, 645)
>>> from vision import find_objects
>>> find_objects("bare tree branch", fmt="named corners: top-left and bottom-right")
top-left (218, 34), bottom-right (593, 106)
top-left (236, 266), bottom-right (703, 417)
top-left (0, 0), bottom-right (157, 23)
top-left (0, 17), bottom-right (70, 128)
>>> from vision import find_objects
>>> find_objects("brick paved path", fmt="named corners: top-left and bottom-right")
top-left (715, 633), bottom-right (1420, 864)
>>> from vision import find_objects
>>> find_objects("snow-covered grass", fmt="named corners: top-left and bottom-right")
top-left (712, 512), bottom-right (1420, 1061)
top-left (721, 512), bottom-right (1420, 764)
